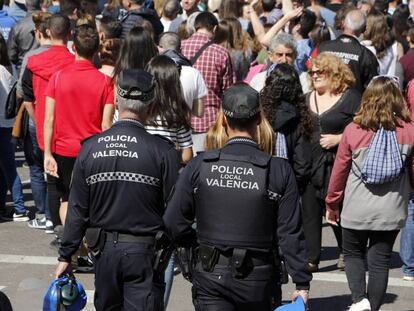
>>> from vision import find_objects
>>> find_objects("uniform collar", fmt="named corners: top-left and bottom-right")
top-left (115, 118), bottom-right (145, 128)
top-left (225, 136), bottom-right (258, 147)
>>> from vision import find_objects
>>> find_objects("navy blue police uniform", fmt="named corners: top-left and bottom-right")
top-left (58, 69), bottom-right (181, 311)
top-left (164, 84), bottom-right (312, 311)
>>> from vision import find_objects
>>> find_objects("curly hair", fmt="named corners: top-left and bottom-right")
top-left (310, 53), bottom-right (355, 94)
top-left (205, 110), bottom-right (274, 155)
top-left (260, 63), bottom-right (313, 140)
top-left (99, 38), bottom-right (121, 66)
top-left (364, 11), bottom-right (395, 60)
top-left (354, 77), bottom-right (411, 131)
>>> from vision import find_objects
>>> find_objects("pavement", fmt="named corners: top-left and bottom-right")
top-left (1, 151), bottom-right (413, 311)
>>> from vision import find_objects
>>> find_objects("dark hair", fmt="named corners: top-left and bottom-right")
top-left (134, 18), bottom-right (155, 39)
top-left (114, 26), bottom-right (158, 80)
top-left (262, 0), bottom-right (276, 12)
top-left (194, 11), bottom-right (219, 33)
top-left (309, 21), bottom-right (331, 47)
top-left (373, 0), bottom-right (388, 14)
top-left (218, 0), bottom-right (241, 20)
top-left (48, 13), bottom-right (71, 39)
top-left (130, 0), bottom-right (145, 4)
top-left (392, 4), bottom-right (410, 52)
top-left (26, 0), bottom-right (41, 11)
top-left (73, 25), bottom-right (100, 59)
top-left (214, 20), bottom-right (233, 48)
top-left (298, 9), bottom-right (317, 38)
top-left (260, 63), bottom-right (313, 139)
top-left (59, 0), bottom-right (80, 16)
top-left (145, 55), bottom-right (191, 129)
top-left (0, 33), bottom-right (10, 67)
top-left (163, 0), bottom-right (181, 20)
top-left (99, 38), bottom-right (121, 66)
top-left (98, 16), bottom-right (122, 39)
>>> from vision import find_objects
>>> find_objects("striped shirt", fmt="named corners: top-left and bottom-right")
top-left (145, 117), bottom-right (193, 150)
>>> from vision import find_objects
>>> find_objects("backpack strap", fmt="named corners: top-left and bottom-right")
top-left (190, 41), bottom-right (213, 65)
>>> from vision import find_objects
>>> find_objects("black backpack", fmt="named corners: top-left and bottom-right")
top-left (4, 81), bottom-right (23, 119)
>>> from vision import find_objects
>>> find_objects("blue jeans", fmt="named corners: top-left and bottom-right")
top-left (27, 124), bottom-right (50, 219)
top-left (164, 254), bottom-right (174, 308)
top-left (400, 200), bottom-right (414, 277)
top-left (0, 127), bottom-right (25, 214)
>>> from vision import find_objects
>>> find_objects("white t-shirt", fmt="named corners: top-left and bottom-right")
top-left (0, 65), bottom-right (15, 128)
top-left (180, 66), bottom-right (208, 110)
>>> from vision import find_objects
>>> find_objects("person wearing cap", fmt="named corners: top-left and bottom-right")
top-left (164, 82), bottom-right (312, 310)
top-left (54, 68), bottom-right (181, 310)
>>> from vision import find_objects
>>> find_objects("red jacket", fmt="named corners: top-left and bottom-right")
top-left (27, 45), bottom-right (74, 150)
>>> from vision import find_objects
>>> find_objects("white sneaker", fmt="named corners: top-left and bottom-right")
top-left (45, 220), bottom-right (54, 234)
top-left (349, 298), bottom-right (371, 311)
top-left (403, 275), bottom-right (414, 281)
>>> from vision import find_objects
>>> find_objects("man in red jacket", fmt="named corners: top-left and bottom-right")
top-left (22, 13), bottom-right (75, 245)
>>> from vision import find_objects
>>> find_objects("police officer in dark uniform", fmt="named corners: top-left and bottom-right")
top-left (54, 69), bottom-right (181, 311)
top-left (164, 83), bottom-right (312, 310)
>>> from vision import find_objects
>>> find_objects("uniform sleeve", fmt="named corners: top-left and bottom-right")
top-left (325, 125), bottom-right (353, 211)
top-left (274, 160), bottom-right (312, 289)
top-left (59, 151), bottom-right (90, 261)
top-left (161, 147), bottom-right (181, 204)
top-left (22, 68), bottom-right (34, 102)
top-left (163, 158), bottom-right (199, 246)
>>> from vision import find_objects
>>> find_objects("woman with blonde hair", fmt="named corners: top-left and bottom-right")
top-left (303, 52), bottom-right (361, 272)
top-left (326, 76), bottom-right (414, 311)
top-left (205, 109), bottom-right (274, 155)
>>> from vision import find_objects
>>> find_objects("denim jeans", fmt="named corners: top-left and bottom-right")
top-left (400, 200), bottom-right (414, 277)
top-left (342, 228), bottom-right (399, 311)
top-left (27, 124), bottom-right (50, 219)
top-left (164, 254), bottom-right (175, 308)
top-left (0, 127), bottom-right (25, 214)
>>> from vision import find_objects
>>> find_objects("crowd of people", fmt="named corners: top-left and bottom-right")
top-left (0, 0), bottom-right (414, 310)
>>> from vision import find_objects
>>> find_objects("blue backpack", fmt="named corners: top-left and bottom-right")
top-left (43, 275), bottom-right (87, 311)
top-left (354, 126), bottom-right (403, 185)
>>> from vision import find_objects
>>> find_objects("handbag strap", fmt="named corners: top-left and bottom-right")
top-left (190, 41), bottom-right (213, 65)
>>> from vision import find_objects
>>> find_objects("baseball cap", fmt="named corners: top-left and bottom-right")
top-left (222, 83), bottom-right (260, 119)
top-left (117, 69), bottom-right (155, 102)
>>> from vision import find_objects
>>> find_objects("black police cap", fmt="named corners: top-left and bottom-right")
top-left (222, 83), bottom-right (260, 119)
top-left (117, 69), bottom-right (155, 102)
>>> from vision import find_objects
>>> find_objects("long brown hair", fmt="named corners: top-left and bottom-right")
top-left (205, 110), bottom-right (274, 155)
top-left (354, 76), bottom-right (411, 131)
top-left (364, 11), bottom-right (394, 59)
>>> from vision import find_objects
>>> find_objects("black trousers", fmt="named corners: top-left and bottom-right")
top-left (192, 263), bottom-right (281, 311)
top-left (342, 228), bottom-right (399, 311)
top-left (301, 183), bottom-right (343, 264)
top-left (93, 241), bottom-right (164, 311)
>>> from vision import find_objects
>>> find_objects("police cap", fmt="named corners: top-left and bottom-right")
top-left (117, 69), bottom-right (155, 102)
top-left (222, 83), bottom-right (260, 119)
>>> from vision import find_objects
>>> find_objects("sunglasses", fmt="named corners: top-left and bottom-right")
top-left (309, 69), bottom-right (325, 77)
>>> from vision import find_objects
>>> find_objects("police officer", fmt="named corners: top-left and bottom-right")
top-left (54, 69), bottom-right (181, 310)
top-left (164, 83), bottom-right (312, 310)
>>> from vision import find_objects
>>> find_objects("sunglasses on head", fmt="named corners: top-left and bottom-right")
top-left (370, 75), bottom-right (400, 88)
